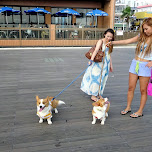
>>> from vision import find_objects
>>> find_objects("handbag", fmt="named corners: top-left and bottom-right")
top-left (85, 45), bottom-right (104, 62)
top-left (147, 69), bottom-right (152, 96)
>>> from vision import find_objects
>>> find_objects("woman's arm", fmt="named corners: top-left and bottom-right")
top-left (112, 35), bottom-right (139, 45)
top-left (90, 39), bottom-right (103, 61)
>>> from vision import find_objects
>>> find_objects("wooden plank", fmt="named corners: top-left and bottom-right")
top-left (0, 47), bottom-right (151, 152)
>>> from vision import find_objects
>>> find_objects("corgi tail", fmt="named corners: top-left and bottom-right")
top-left (58, 100), bottom-right (65, 105)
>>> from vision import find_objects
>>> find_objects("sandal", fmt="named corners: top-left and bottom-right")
top-left (91, 96), bottom-right (98, 102)
top-left (130, 113), bottom-right (143, 118)
top-left (120, 109), bottom-right (131, 115)
top-left (99, 95), bottom-right (103, 99)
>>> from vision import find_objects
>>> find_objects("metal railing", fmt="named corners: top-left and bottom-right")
top-left (0, 25), bottom-right (50, 40)
top-left (55, 25), bottom-right (107, 40)
top-left (0, 25), bottom-right (139, 40)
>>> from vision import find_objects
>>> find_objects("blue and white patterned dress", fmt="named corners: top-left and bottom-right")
top-left (80, 43), bottom-right (111, 96)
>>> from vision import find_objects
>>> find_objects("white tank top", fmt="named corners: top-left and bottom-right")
top-left (137, 43), bottom-right (152, 60)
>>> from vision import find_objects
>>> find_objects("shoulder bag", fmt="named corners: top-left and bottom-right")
top-left (85, 42), bottom-right (104, 62)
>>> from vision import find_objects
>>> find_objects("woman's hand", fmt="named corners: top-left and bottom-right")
top-left (88, 60), bottom-right (93, 66)
top-left (106, 41), bottom-right (112, 47)
top-left (146, 61), bottom-right (152, 68)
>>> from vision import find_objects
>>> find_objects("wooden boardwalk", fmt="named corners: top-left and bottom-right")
top-left (1, 47), bottom-right (152, 152)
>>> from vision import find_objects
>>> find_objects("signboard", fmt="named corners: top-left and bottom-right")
top-left (116, 30), bottom-right (123, 35)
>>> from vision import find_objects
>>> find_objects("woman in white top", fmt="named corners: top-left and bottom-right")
top-left (108, 17), bottom-right (152, 118)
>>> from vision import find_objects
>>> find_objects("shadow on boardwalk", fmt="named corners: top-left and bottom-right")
top-left (0, 47), bottom-right (152, 152)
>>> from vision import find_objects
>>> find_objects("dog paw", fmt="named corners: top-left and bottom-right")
top-left (101, 122), bottom-right (105, 125)
top-left (39, 120), bottom-right (43, 123)
top-left (92, 121), bottom-right (96, 124)
top-left (55, 109), bottom-right (58, 113)
top-left (106, 113), bottom-right (108, 117)
top-left (48, 121), bottom-right (52, 125)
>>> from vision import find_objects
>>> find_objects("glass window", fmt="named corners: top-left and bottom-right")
top-left (22, 7), bottom-right (45, 25)
top-left (12, 6), bottom-right (20, 24)
top-left (0, 5), bottom-right (5, 24)
top-left (76, 8), bottom-right (93, 27)
top-left (6, 14), bottom-right (12, 24)
top-left (0, 6), bottom-right (20, 26)
top-left (51, 7), bottom-right (72, 25)
top-left (0, 6), bottom-right (45, 27)
top-left (21, 7), bottom-right (29, 24)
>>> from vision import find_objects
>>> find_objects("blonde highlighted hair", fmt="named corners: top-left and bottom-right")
top-left (136, 17), bottom-right (152, 57)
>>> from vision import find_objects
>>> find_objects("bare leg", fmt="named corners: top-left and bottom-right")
top-left (99, 95), bottom-right (103, 99)
top-left (130, 76), bottom-right (150, 117)
top-left (121, 73), bottom-right (138, 114)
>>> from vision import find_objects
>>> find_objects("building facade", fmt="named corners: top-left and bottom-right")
top-left (135, 0), bottom-right (152, 19)
top-left (0, 0), bottom-right (116, 47)
top-left (114, 0), bottom-right (136, 31)
top-left (0, 0), bottom-right (115, 28)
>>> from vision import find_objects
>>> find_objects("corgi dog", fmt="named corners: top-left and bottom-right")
top-left (92, 97), bottom-right (110, 125)
top-left (36, 96), bottom-right (65, 125)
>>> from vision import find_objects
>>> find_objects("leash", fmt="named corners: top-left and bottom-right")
top-left (51, 65), bottom-right (89, 101)
top-left (98, 42), bottom-right (106, 98)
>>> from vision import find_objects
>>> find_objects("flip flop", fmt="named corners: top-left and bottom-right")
top-left (91, 97), bottom-right (99, 102)
top-left (99, 95), bottom-right (103, 99)
top-left (130, 113), bottom-right (143, 118)
top-left (120, 109), bottom-right (131, 115)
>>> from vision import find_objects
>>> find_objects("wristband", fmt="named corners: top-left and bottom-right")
top-left (88, 59), bottom-right (93, 66)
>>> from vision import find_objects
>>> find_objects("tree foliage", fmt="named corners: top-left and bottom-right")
top-left (121, 6), bottom-right (133, 24)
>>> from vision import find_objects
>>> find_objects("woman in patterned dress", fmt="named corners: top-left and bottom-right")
top-left (80, 29), bottom-right (114, 102)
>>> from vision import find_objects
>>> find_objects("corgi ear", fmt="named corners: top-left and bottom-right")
top-left (46, 96), bottom-right (49, 101)
top-left (36, 95), bottom-right (39, 101)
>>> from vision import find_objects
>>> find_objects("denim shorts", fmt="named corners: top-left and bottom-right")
top-left (129, 59), bottom-right (151, 77)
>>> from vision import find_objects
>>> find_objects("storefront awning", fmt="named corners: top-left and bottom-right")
top-left (135, 12), bottom-right (152, 19)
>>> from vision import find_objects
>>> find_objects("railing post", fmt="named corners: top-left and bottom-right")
top-left (95, 27), bottom-right (97, 40)
top-left (19, 24), bottom-right (22, 46)
top-left (82, 26), bottom-right (84, 40)
top-left (50, 24), bottom-right (55, 46)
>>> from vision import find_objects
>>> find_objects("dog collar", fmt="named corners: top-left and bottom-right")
top-left (37, 111), bottom-right (52, 119)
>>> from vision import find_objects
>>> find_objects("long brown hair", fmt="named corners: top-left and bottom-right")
top-left (136, 18), bottom-right (152, 57)
top-left (104, 28), bottom-right (114, 54)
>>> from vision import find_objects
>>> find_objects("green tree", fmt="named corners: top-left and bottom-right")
top-left (121, 6), bottom-right (133, 30)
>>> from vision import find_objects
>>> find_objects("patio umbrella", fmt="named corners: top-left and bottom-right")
top-left (56, 8), bottom-right (80, 25)
top-left (86, 9), bottom-right (108, 17)
top-left (24, 7), bottom-right (51, 26)
top-left (86, 9), bottom-right (108, 26)
top-left (0, 6), bottom-right (20, 24)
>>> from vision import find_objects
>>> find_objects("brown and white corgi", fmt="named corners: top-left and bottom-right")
top-left (36, 96), bottom-right (65, 125)
top-left (92, 97), bottom-right (110, 125)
